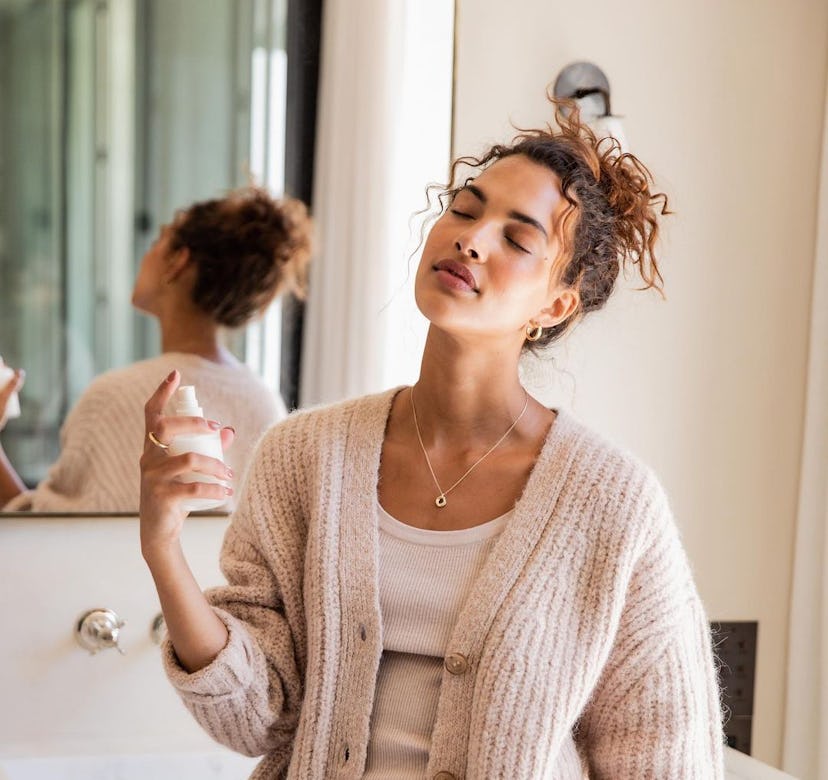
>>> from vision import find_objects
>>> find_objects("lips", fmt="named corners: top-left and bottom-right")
top-left (433, 259), bottom-right (478, 292)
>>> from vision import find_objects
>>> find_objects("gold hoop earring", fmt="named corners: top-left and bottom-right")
top-left (525, 322), bottom-right (544, 342)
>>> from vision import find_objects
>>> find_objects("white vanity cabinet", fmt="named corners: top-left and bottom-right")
top-left (0, 514), bottom-right (257, 779)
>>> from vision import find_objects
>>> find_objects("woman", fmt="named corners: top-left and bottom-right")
top-left (0, 187), bottom-right (312, 512)
top-left (140, 106), bottom-right (724, 778)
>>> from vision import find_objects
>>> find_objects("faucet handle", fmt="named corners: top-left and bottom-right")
top-left (150, 611), bottom-right (167, 645)
top-left (75, 608), bottom-right (127, 655)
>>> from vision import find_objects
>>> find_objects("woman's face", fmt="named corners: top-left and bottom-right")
top-left (415, 154), bottom-right (573, 344)
top-left (131, 224), bottom-right (174, 314)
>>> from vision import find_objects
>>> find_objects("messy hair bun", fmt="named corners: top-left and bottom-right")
top-left (170, 187), bottom-right (313, 328)
top-left (443, 98), bottom-right (669, 348)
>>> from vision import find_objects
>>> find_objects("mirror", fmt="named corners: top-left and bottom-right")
top-left (0, 0), bottom-right (306, 506)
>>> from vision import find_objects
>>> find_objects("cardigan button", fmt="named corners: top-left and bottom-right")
top-left (433, 772), bottom-right (457, 780)
top-left (444, 652), bottom-right (468, 675)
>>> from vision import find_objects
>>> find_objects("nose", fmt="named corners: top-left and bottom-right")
top-left (455, 239), bottom-right (479, 259)
top-left (453, 216), bottom-right (492, 262)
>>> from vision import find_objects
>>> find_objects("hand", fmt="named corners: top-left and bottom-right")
top-left (140, 369), bottom-right (235, 560)
top-left (0, 367), bottom-right (24, 432)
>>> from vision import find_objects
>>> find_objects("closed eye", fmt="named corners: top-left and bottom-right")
top-left (507, 236), bottom-right (530, 253)
top-left (450, 208), bottom-right (474, 219)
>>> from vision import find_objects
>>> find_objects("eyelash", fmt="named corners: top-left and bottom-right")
top-left (507, 236), bottom-right (529, 254)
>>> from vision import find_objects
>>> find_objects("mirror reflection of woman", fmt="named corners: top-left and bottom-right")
top-left (0, 187), bottom-right (312, 512)
top-left (140, 106), bottom-right (724, 777)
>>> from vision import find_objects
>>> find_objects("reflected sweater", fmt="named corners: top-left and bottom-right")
top-left (3, 353), bottom-right (285, 512)
top-left (163, 389), bottom-right (725, 779)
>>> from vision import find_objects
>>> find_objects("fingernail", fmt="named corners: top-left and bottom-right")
top-left (226, 426), bottom-right (236, 435)
top-left (166, 370), bottom-right (177, 382)
top-left (224, 487), bottom-right (234, 495)
top-left (207, 420), bottom-right (221, 430)
top-left (225, 468), bottom-right (234, 478)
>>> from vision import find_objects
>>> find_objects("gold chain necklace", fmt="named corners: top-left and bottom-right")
top-left (409, 386), bottom-right (530, 508)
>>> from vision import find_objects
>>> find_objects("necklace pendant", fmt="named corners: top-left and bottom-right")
top-left (435, 494), bottom-right (447, 508)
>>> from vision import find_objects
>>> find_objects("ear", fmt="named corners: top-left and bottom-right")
top-left (164, 247), bottom-right (191, 283)
top-left (533, 287), bottom-right (580, 329)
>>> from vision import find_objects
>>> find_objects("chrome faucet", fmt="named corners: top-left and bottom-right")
top-left (75, 608), bottom-right (126, 655)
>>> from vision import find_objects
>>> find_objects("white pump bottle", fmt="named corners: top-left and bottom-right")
top-left (0, 355), bottom-right (21, 420)
top-left (168, 385), bottom-right (228, 511)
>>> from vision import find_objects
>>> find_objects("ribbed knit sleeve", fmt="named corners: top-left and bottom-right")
top-left (575, 473), bottom-right (725, 778)
top-left (162, 417), bottom-right (310, 772)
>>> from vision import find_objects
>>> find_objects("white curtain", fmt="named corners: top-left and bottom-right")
top-left (783, 79), bottom-right (828, 779)
top-left (300, 0), bottom-right (453, 407)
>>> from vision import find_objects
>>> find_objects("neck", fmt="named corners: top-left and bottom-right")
top-left (412, 326), bottom-right (528, 442)
top-left (157, 306), bottom-right (235, 366)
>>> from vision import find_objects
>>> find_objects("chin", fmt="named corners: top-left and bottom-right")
top-left (130, 293), bottom-right (153, 315)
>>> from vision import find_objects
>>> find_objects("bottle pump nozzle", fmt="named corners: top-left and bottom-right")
top-left (173, 385), bottom-right (203, 417)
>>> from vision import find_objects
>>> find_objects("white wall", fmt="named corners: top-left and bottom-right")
top-left (453, 0), bottom-right (828, 767)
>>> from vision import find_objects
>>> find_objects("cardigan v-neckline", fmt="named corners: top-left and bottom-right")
top-left (360, 385), bottom-right (582, 530)
top-left (341, 386), bottom-right (585, 634)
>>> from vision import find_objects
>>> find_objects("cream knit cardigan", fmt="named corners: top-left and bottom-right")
top-left (164, 389), bottom-right (725, 779)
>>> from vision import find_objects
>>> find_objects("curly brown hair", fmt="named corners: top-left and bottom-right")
top-left (440, 99), bottom-right (669, 349)
top-left (169, 187), bottom-right (313, 328)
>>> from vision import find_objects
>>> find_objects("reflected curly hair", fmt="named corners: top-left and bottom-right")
top-left (169, 187), bottom-right (313, 328)
top-left (440, 98), bottom-right (669, 349)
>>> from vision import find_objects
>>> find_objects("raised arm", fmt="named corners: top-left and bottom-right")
top-left (140, 369), bottom-right (235, 671)
top-left (142, 370), bottom-right (306, 761)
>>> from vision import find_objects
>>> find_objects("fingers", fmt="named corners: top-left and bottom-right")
top-left (219, 426), bottom-right (235, 451)
top-left (143, 370), bottom-right (230, 454)
top-left (150, 415), bottom-right (223, 448)
top-left (144, 476), bottom-right (233, 508)
top-left (144, 369), bottom-right (180, 435)
top-left (146, 451), bottom-right (234, 483)
top-left (140, 372), bottom-right (236, 551)
top-left (139, 451), bottom-right (234, 549)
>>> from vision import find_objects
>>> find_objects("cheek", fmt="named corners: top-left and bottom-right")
top-left (132, 253), bottom-right (160, 296)
top-left (416, 223), bottom-right (445, 277)
top-left (422, 212), bottom-right (455, 250)
top-left (489, 260), bottom-right (556, 314)
top-left (413, 253), bottom-right (433, 306)
top-left (494, 254), bottom-right (549, 286)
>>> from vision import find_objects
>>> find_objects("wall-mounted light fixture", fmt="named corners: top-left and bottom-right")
top-left (553, 62), bottom-right (627, 152)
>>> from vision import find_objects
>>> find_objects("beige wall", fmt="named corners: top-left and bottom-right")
top-left (453, 0), bottom-right (828, 767)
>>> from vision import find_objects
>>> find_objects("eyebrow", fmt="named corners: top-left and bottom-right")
top-left (463, 183), bottom-right (549, 240)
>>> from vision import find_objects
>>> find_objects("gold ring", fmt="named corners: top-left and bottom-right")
top-left (147, 431), bottom-right (170, 450)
